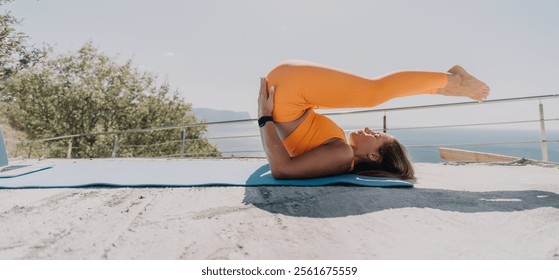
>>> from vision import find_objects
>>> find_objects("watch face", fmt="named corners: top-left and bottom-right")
top-left (259, 116), bottom-right (272, 127)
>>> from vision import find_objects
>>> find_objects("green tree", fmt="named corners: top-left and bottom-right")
top-left (2, 42), bottom-right (220, 158)
top-left (1, 0), bottom-right (49, 156)
top-left (1, 0), bottom-right (47, 88)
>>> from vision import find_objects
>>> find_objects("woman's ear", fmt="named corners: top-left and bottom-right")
top-left (367, 152), bottom-right (381, 163)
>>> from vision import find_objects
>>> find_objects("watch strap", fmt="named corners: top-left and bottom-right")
top-left (258, 116), bottom-right (274, 127)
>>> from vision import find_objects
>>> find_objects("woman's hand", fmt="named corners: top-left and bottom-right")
top-left (258, 77), bottom-right (275, 118)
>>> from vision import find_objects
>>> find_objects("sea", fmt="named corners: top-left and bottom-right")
top-left (203, 122), bottom-right (559, 163)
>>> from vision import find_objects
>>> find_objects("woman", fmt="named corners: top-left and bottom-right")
top-left (258, 60), bottom-right (489, 180)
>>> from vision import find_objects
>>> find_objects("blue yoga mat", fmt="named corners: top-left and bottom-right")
top-left (0, 159), bottom-right (413, 189)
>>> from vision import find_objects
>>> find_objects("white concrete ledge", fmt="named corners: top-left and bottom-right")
top-left (0, 161), bottom-right (558, 259)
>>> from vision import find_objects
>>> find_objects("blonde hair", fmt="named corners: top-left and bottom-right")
top-left (352, 138), bottom-right (415, 180)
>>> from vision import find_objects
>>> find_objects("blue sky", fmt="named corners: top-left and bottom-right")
top-left (6, 0), bottom-right (559, 130)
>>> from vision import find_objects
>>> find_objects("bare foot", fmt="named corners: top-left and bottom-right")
top-left (437, 65), bottom-right (490, 102)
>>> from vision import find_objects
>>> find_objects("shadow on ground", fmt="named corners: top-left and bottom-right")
top-left (243, 186), bottom-right (559, 218)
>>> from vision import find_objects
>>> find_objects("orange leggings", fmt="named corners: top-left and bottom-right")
top-left (266, 61), bottom-right (448, 122)
top-left (265, 60), bottom-right (448, 157)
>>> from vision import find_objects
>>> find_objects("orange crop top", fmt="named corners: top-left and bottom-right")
top-left (282, 109), bottom-right (346, 157)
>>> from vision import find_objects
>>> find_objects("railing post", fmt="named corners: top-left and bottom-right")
top-left (383, 111), bottom-right (387, 133)
top-left (181, 128), bottom-right (186, 158)
top-left (112, 134), bottom-right (118, 158)
top-left (538, 102), bottom-right (549, 161)
top-left (67, 139), bottom-right (72, 159)
top-left (27, 142), bottom-right (33, 159)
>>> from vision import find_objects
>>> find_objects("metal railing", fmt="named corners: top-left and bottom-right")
top-left (7, 94), bottom-right (559, 162)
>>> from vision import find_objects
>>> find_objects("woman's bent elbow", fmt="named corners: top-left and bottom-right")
top-left (270, 166), bottom-right (291, 180)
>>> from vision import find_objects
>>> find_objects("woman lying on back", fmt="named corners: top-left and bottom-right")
top-left (257, 60), bottom-right (489, 180)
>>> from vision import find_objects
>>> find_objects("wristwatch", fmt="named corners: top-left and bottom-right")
top-left (258, 116), bottom-right (274, 127)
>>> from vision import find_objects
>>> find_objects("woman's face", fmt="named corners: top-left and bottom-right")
top-left (349, 127), bottom-right (394, 158)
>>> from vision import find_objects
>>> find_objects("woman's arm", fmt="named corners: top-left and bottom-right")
top-left (258, 78), bottom-right (353, 179)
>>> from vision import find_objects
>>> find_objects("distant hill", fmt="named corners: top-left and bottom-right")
top-left (193, 108), bottom-right (252, 123)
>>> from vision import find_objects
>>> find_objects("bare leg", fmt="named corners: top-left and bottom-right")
top-left (437, 65), bottom-right (490, 101)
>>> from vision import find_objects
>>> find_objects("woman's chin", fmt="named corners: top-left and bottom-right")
top-left (348, 133), bottom-right (357, 146)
